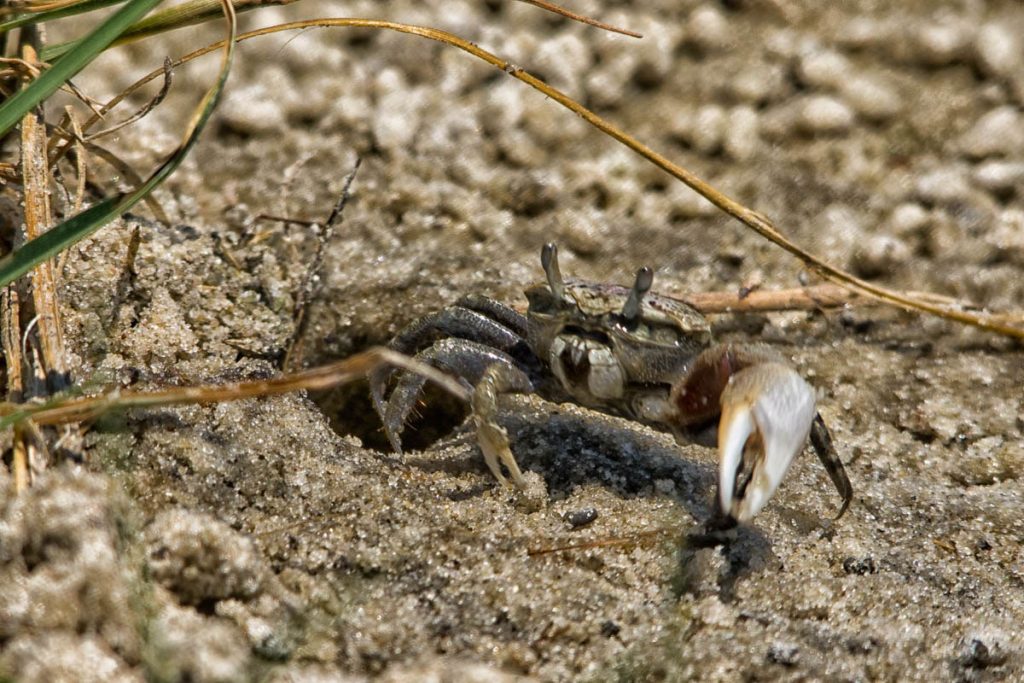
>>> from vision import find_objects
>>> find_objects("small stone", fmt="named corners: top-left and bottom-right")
top-left (840, 75), bottom-right (902, 121)
top-left (915, 167), bottom-right (971, 205)
top-left (533, 33), bottom-right (591, 91)
top-left (956, 636), bottom-right (1008, 670)
top-left (724, 105), bottom-right (760, 161)
top-left (727, 64), bottom-right (786, 105)
top-left (686, 5), bottom-right (731, 53)
top-left (836, 17), bottom-right (894, 50)
top-left (912, 21), bottom-right (973, 67)
top-left (152, 605), bottom-right (252, 682)
top-left (886, 203), bottom-right (931, 237)
top-left (984, 209), bottom-right (1024, 265)
top-left (374, 86), bottom-right (429, 151)
top-left (842, 556), bottom-right (877, 575)
top-left (973, 23), bottom-right (1023, 80)
top-left (973, 161), bottom-right (1024, 194)
top-left (797, 49), bottom-right (852, 89)
top-left (851, 234), bottom-right (911, 278)
top-left (218, 83), bottom-right (287, 135)
top-left (564, 507), bottom-right (599, 529)
top-left (690, 104), bottom-right (726, 155)
top-left (798, 95), bottom-right (854, 134)
top-left (600, 620), bottom-right (621, 638)
top-left (959, 106), bottom-right (1024, 158)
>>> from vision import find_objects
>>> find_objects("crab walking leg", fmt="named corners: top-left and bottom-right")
top-left (369, 305), bottom-right (526, 418)
top-left (809, 413), bottom-right (853, 519)
top-left (717, 363), bottom-right (817, 522)
top-left (381, 339), bottom-right (526, 453)
top-left (471, 362), bottom-right (535, 487)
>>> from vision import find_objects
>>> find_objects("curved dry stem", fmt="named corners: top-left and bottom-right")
top-left (0, 347), bottom-right (472, 428)
top-left (515, 0), bottom-right (642, 38)
top-left (88, 18), bottom-right (1024, 340)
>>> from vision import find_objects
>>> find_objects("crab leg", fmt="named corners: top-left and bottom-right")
top-left (380, 339), bottom-right (527, 453)
top-left (369, 305), bottom-right (527, 418)
top-left (809, 413), bottom-right (853, 519)
top-left (471, 362), bottom-right (534, 487)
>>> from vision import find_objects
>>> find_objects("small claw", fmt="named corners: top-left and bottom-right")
top-left (471, 363), bottom-right (532, 488)
top-left (717, 363), bottom-right (816, 522)
top-left (474, 416), bottom-right (526, 488)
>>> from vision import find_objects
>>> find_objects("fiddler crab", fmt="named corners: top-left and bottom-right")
top-left (370, 244), bottom-right (852, 531)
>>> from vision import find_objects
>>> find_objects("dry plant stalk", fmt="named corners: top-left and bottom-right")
top-left (515, 0), bottom-right (641, 38)
top-left (4, 43), bottom-right (76, 489)
top-left (78, 18), bottom-right (1024, 340)
top-left (0, 347), bottom-right (471, 429)
top-left (283, 158), bottom-right (361, 372)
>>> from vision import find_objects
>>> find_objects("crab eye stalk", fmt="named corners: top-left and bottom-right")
top-left (621, 267), bottom-right (654, 323)
top-left (541, 243), bottom-right (566, 303)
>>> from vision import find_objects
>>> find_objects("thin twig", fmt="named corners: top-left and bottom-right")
top-left (515, 0), bottom-right (642, 38)
top-left (0, 347), bottom-right (472, 428)
top-left (283, 157), bottom-right (361, 371)
top-left (21, 47), bottom-right (70, 394)
top-left (83, 56), bottom-right (173, 143)
top-left (673, 283), bottom-right (979, 315)
top-left (42, 19), bottom-right (1024, 340)
top-left (254, 214), bottom-right (319, 228)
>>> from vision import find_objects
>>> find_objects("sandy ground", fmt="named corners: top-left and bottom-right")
top-left (2, 0), bottom-right (1024, 680)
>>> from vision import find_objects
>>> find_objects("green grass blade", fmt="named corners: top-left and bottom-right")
top-left (40, 0), bottom-right (288, 62)
top-left (0, 0), bottom-right (128, 34)
top-left (0, 1), bottom-right (236, 291)
top-left (0, 0), bottom-right (162, 137)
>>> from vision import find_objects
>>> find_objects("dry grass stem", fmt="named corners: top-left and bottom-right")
top-left (515, 0), bottom-right (642, 38)
top-left (98, 18), bottom-right (1024, 341)
top-left (0, 347), bottom-right (471, 429)
top-left (283, 158), bottom-right (361, 371)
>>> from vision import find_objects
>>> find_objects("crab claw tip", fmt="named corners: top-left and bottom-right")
top-left (717, 364), bottom-right (816, 523)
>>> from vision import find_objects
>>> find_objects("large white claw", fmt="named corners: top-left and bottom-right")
top-left (717, 362), bottom-right (816, 522)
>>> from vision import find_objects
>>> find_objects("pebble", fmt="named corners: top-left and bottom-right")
top-left (724, 105), bottom-right (760, 161)
top-left (691, 104), bottom-right (726, 155)
top-left (946, 436), bottom-right (1024, 487)
top-left (914, 167), bottom-right (971, 205)
top-left (797, 95), bottom-right (854, 134)
top-left (727, 63), bottom-right (785, 105)
top-left (218, 83), bottom-right (287, 135)
top-left (533, 33), bottom-right (591, 92)
top-left (973, 23), bottom-right (1023, 80)
top-left (564, 507), bottom-right (599, 529)
top-left (797, 49), bottom-right (853, 90)
top-left (886, 202), bottom-right (932, 237)
top-left (851, 234), bottom-right (911, 278)
top-left (698, 596), bottom-right (737, 628)
top-left (839, 75), bottom-right (902, 121)
top-left (958, 106), bottom-right (1024, 158)
top-left (374, 86), bottom-right (429, 151)
top-left (842, 556), bottom-right (877, 575)
top-left (686, 4), bottom-right (731, 53)
top-left (836, 17), bottom-right (894, 50)
top-left (973, 161), bottom-right (1024, 194)
top-left (983, 209), bottom-right (1024, 265)
top-left (912, 21), bottom-right (974, 67)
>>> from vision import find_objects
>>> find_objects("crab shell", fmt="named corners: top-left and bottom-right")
top-left (523, 279), bottom-right (713, 389)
